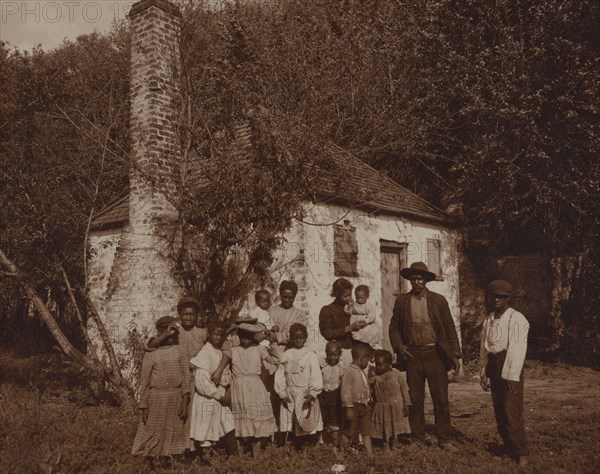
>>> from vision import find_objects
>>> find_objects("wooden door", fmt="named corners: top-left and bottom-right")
top-left (380, 241), bottom-right (407, 352)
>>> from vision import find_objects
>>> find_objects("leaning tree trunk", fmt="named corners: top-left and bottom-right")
top-left (0, 249), bottom-right (136, 409)
top-left (548, 256), bottom-right (565, 357)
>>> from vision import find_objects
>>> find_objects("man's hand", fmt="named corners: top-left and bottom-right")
top-left (141, 408), bottom-right (149, 425)
top-left (396, 344), bottom-right (414, 360)
top-left (179, 394), bottom-right (190, 422)
top-left (345, 407), bottom-right (356, 422)
top-left (480, 374), bottom-right (490, 391)
top-left (281, 396), bottom-right (291, 406)
top-left (451, 357), bottom-right (461, 373)
top-left (506, 380), bottom-right (519, 394)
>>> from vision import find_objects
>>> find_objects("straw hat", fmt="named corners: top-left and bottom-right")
top-left (294, 392), bottom-right (320, 433)
top-left (236, 322), bottom-right (267, 333)
top-left (234, 317), bottom-right (258, 325)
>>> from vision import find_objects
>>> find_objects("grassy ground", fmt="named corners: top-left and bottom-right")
top-left (0, 351), bottom-right (598, 474)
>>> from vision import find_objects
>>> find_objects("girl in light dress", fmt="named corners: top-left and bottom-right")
top-left (230, 322), bottom-right (279, 457)
top-left (370, 349), bottom-right (411, 452)
top-left (189, 321), bottom-right (238, 456)
top-left (275, 323), bottom-right (323, 447)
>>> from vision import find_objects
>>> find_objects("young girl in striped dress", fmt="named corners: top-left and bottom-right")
top-left (131, 316), bottom-right (191, 467)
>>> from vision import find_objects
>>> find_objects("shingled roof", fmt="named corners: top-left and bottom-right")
top-left (90, 150), bottom-right (450, 231)
top-left (319, 150), bottom-right (449, 224)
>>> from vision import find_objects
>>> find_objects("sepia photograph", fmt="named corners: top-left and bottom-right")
top-left (1, 1), bottom-right (598, 472)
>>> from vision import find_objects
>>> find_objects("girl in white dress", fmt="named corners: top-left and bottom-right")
top-left (189, 321), bottom-right (238, 456)
top-left (275, 323), bottom-right (323, 446)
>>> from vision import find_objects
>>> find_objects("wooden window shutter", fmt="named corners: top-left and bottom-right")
top-left (334, 224), bottom-right (359, 277)
top-left (426, 238), bottom-right (443, 280)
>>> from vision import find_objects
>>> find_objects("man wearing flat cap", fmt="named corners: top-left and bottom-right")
top-left (389, 262), bottom-right (461, 451)
top-left (479, 280), bottom-right (530, 467)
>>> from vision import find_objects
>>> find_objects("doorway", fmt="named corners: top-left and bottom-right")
top-left (379, 240), bottom-right (407, 352)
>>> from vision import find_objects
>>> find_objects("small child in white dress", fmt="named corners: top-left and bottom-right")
top-left (347, 285), bottom-right (381, 347)
top-left (189, 321), bottom-right (238, 456)
top-left (248, 290), bottom-right (279, 347)
top-left (275, 323), bottom-right (323, 445)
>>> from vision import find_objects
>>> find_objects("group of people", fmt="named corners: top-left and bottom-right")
top-left (131, 263), bottom-right (530, 468)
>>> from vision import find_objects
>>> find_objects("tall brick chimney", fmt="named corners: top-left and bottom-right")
top-left (129, 0), bottom-right (182, 224)
top-left (98, 0), bottom-right (183, 358)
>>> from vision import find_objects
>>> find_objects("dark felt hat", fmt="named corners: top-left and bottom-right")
top-left (488, 280), bottom-right (513, 296)
top-left (155, 316), bottom-right (178, 328)
top-left (400, 262), bottom-right (436, 282)
top-left (176, 296), bottom-right (201, 312)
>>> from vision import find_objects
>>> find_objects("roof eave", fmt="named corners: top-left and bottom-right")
top-left (313, 194), bottom-right (455, 227)
top-left (89, 219), bottom-right (128, 232)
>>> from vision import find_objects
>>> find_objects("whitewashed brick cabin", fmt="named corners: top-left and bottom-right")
top-left (88, 0), bottom-right (461, 357)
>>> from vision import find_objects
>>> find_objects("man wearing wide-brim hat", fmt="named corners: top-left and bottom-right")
top-left (389, 262), bottom-right (461, 451)
top-left (479, 280), bottom-right (530, 467)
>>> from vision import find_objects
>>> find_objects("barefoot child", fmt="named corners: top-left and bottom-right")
top-left (132, 316), bottom-right (191, 465)
top-left (230, 323), bottom-right (279, 457)
top-left (275, 323), bottom-right (323, 447)
top-left (318, 341), bottom-right (345, 445)
top-left (339, 343), bottom-right (373, 457)
top-left (189, 321), bottom-right (238, 457)
top-left (348, 285), bottom-right (381, 348)
top-left (371, 350), bottom-right (411, 452)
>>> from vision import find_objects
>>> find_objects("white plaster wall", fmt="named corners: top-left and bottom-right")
top-left (269, 202), bottom-right (461, 354)
top-left (88, 202), bottom-right (460, 362)
top-left (88, 224), bottom-right (181, 374)
top-left (88, 230), bottom-right (121, 322)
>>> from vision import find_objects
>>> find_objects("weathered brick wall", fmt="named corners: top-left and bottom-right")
top-left (129, 0), bottom-right (181, 219)
top-left (91, 0), bottom-right (184, 361)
